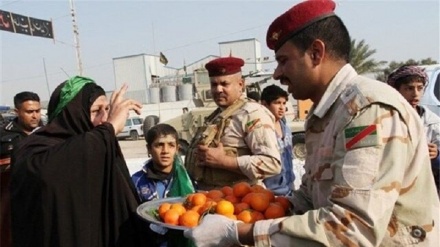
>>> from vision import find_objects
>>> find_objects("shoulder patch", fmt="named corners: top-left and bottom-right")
top-left (344, 124), bottom-right (381, 150)
top-left (241, 101), bottom-right (262, 114)
top-left (246, 119), bottom-right (261, 132)
top-left (340, 87), bottom-right (357, 105)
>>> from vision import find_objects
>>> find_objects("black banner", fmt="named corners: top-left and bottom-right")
top-left (30, 17), bottom-right (53, 38)
top-left (11, 12), bottom-right (31, 35)
top-left (0, 9), bottom-right (53, 39)
top-left (0, 10), bottom-right (14, 32)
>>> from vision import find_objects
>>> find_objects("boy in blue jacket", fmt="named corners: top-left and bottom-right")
top-left (132, 123), bottom-right (195, 247)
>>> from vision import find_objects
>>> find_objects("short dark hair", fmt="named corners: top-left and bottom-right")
top-left (261, 85), bottom-right (288, 104)
top-left (288, 16), bottom-right (351, 62)
top-left (146, 123), bottom-right (178, 148)
top-left (14, 91), bottom-right (40, 109)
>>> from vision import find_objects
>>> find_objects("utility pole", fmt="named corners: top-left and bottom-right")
top-left (69, 0), bottom-right (83, 75)
top-left (42, 58), bottom-right (51, 97)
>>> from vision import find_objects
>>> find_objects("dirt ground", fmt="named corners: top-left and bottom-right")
top-left (118, 139), bottom-right (148, 159)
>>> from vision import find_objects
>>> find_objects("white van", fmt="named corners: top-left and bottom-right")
top-left (420, 64), bottom-right (440, 116)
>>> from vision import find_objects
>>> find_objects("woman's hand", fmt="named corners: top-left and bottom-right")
top-left (106, 84), bottom-right (142, 135)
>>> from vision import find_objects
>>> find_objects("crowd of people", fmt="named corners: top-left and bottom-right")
top-left (1, 0), bottom-right (439, 246)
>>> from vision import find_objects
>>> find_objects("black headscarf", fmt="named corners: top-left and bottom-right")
top-left (10, 76), bottom-right (149, 247)
top-left (45, 78), bottom-right (105, 137)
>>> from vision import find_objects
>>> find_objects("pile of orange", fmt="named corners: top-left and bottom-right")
top-left (156, 182), bottom-right (291, 228)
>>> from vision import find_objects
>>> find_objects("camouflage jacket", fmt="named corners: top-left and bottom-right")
top-left (253, 64), bottom-right (440, 247)
top-left (185, 96), bottom-right (281, 190)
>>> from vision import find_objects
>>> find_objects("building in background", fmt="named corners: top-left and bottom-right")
top-left (111, 38), bottom-right (312, 122)
top-left (219, 38), bottom-right (263, 76)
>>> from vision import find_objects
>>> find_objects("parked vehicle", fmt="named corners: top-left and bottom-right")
top-left (420, 64), bottom-right (440, 116)
top-left (0, 113), bottom-right (16, 126)
top-left (117, 117), bottom-right (144, 140)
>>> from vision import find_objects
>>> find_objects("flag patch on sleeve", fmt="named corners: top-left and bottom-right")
top-left (344, 124), bottom-right (380, 150)
top-left (246, 118), bottom-right (261, 132)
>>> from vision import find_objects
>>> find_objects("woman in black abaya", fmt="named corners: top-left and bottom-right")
top-left (10, 76), bottom-right (148, 247)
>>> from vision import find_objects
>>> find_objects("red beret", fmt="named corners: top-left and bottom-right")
top-left (205, 57), bottom-right (245, 77)
top-left (266, 0), bottom-right (336, 51)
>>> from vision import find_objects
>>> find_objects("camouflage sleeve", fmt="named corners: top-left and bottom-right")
top-left (254, 103), bottom-right (431, 246)
top-left (235, 106), bottom-right (281, 180)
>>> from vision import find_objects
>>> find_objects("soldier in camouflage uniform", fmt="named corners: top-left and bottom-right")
top-left (184, 0), bottom-right (440, 246)
top-left (185, 56), bottom-right (281, 190)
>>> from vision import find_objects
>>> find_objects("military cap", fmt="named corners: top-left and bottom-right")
top-left (266, 0), bottom-right (336, 51)
top-left (205, 56), bottom-right (245, 77)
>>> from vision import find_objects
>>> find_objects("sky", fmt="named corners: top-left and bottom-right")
top-left (1, 0), bottom-right (439, 106)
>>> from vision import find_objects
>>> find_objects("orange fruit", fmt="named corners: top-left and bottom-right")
top-left (224, 195), bottom-right (240, 204)
top-left (264, 203), bottom-right (285, 219)
top-left (163, 209), bottom-right (180, 225)
top-left (158, 202), bottom-right (172, 219)
top-left (250, 184), bottom-right (266, 193)
top-left (251, 210), bottom-right (265, 222)
top-left (260, 189), bottom-right (275, 202)
top-left (212, 196), bottom-right (224, 202)
top-left (191, 193), bottom-right (207, 207)
top-left (236, 210), bottom-right (253, 223)
top-left (241, 192), bottom-right (255, 205)
top-left (234, 202), bottom-right (250, 215)
top-left (221, 186), bottom-right (233, 196)
top-left (186, 193), bottom-right (194, 202)
top-left (179, 210), bottom-right (200, 228)
top-left (274, 196), bottom-right (291, 211)
top-left (233, 182), bottom-right (251, 198)
top-left (200, 201), bottom-right (217, 214)
top-left (206, 189), bottom-right (224, 200)
top-left (249, 193), bottom-right (270, 212)
top-left (190, 205), bottom-right (203, 213)
top-left (224, 214), bottom-right (237, 220)
top-left (170, 203), bottom-right (186, 216)
top-left (215, 200), bottom-right (235, 216)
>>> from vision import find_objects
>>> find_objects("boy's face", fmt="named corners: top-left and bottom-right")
top-left (147, 134), bottom-right (178, 170)
top-left (263, 97), bottom-right (287, 121)
top-left (397, 80), bottom-right (425, 109)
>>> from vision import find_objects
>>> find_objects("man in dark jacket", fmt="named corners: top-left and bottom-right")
top-left (1, 91), bottom-right (41, 247)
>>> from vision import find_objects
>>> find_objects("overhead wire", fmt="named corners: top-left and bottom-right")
top-left (2, 10), bottom-right (271, 84)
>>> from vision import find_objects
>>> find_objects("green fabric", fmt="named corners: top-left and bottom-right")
top-left (167, 155), bottom-right (196, 247)
top-left (168, 155), bottom-right (195, 197)
top-left (49, 76), bottom-right (95, 121)
top-left (167, 230), bottom-right (196, 247)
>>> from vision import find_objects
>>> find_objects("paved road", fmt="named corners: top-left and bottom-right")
top-left (119, 139), bottom-right (147, 159)
top-left (119, 139), bottom-right (148, 175)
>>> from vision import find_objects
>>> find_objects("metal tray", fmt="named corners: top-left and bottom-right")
top-left (136, 197), bottom-right (188, 231)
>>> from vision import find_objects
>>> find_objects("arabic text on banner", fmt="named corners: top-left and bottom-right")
top-left (0, 9), bottom-right (53, 39)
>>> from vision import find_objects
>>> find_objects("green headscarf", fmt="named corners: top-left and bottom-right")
top-left (49, 76), bottom-right (95, 121)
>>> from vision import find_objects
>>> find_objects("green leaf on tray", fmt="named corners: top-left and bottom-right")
top-left (148, 208), bottom-right (160, 221)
